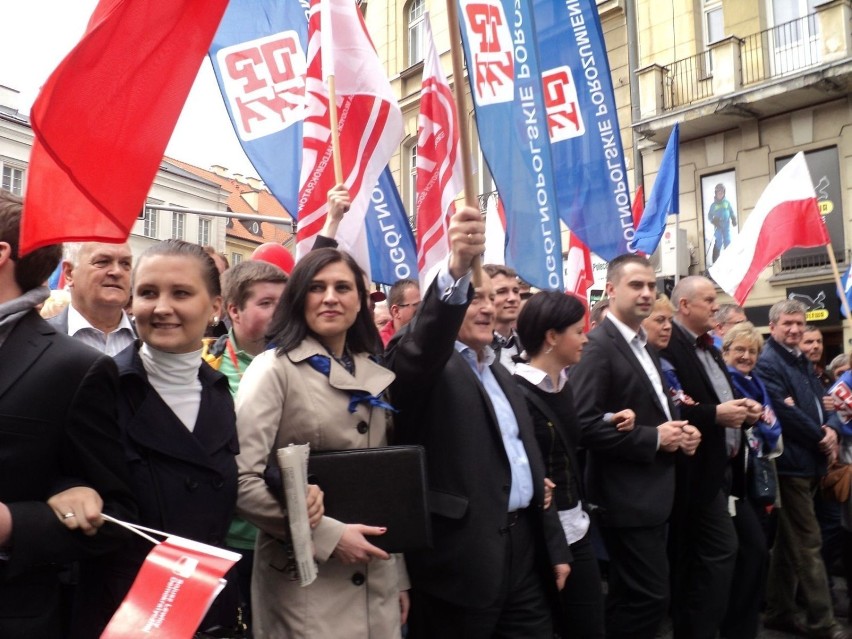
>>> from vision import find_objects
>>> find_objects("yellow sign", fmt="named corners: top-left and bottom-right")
top-left (819, 201), bottom-right (834, 215)
top-left (806, 309), bottom-right (829, 321)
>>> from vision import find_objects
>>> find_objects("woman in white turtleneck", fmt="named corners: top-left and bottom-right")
top-left (69, 240), bottom-right (325, 639)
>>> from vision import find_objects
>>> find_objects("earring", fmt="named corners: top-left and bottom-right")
top-left (545, 346), bottom-right (553, 354)
top-left (210, 316), bottom-right (220, 327)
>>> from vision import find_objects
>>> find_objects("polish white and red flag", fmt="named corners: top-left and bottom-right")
top-left (416, 12), bottom-right (463, 289)
top-left (564, 231), bottom-right (594, 328)
top-left (295, 0), bottom-right (402, 276)
top-left (709, 152), bottom-right (829, 304)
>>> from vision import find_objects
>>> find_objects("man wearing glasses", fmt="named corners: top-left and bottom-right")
top-left (380, 278), bottom-right (421, 346)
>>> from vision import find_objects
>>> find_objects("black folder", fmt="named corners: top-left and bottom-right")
top-left (308, 445), bottom-right (431, 553)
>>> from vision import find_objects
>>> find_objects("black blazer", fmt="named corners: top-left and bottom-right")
top-left (0, 311), bottom-right (136, 638)
top-left (570, 317), bottom-right (676, 528)
top-left (661, 322), bottom-right (736, 504)
top-left (386, 282), bottom-right (571, 609)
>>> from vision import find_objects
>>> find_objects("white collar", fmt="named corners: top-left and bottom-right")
top-left (68, 304), bottom-right (134, 337)
top-left (514, 362), bottom-right (568, 392)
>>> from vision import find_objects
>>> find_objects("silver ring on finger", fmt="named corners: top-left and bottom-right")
top-left (63, 512), bottom-right (76, 519)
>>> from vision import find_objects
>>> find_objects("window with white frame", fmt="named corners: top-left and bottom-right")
top-left (172, 211), bottom-right (185, 240)
top-left (142, 206), bottom-right (159, 238)
top-left (1, 165), bottom-right (24, 195)
top-left (232, 252), bottom-right (243, 265)
top-left (407, 0), bottom-right (425, 67)
top-left (198, 218), bottom-right (211, 246)
top-left (701, 0), bottom-right (724, 74)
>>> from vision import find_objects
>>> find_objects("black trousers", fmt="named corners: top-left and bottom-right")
top-left (557, 532), bottom-right (604, 638)
top-left (670, 489), bottom-right (738, 639)
top-left (601, 524), bottom-right (669, 639)
top-left (408, 509), bottom-right (552, 639)
top-left (720, 497), bottom-right (769, 639)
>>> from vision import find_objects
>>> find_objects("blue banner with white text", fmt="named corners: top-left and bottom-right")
top-left (457, 0), bottom-right (563, 290)
top-left (209, 0), bottom-right (309, 216)
top-left (531, 0), bottom-right (634, 260)
top-left (366, 167), bottom-right (418, 285)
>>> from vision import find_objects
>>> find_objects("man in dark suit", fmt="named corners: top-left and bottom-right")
top-left (571, 253), bottom-right (699, 639)
top-left (387, 205), bottom-right (570, 638)
top-left (0, 189), bottom-right (136, 637)
top-left (755, 300), bottom-right (850, 639)
top-left (48, 241), bottom-right (135, 355)
top-left (662, 275), bottom-right (755, 639)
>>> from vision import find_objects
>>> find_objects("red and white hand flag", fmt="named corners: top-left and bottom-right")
top-left (709, 152), bottom-right (829, 304)
top-left (296, 0), bottom-right (402, 277)
top-left (415, 12), bottom-right (463, 289)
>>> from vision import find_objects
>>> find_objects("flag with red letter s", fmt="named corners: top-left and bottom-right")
top-left (416, 12), bottom-right (463, 290)
top-left (296, 0), bottom-right (403, 277)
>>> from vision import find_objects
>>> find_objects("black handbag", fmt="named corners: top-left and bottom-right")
top-left (749, 455), bottom-right (777, 506)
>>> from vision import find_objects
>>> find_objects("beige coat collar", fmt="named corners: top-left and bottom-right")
top-left (286, 336), bottom-right (395, 396)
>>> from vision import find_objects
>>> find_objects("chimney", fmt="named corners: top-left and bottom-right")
top-left (210, 164), bottom-right (228, 176)
top-left (0, 85), bottom-right (20, 112)
top-left (232, 173), bottom-right (245, 184)
top-left (246, 176), bottom-right (265, 190)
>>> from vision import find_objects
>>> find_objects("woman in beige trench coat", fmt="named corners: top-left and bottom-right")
top-left (235, 242), bottom-right (409, 639)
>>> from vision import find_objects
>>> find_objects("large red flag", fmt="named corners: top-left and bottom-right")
top-left (296, 0), bottom-right (403, 276)
top-left (709, 152), bottom-right (829, 304)
top-left (415, 12), bottom-right (463, 289)
top-left (20, 0), bottom-right (229, 254)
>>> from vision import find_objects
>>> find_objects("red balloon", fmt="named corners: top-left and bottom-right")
top-left (251, 243), bottom-right (295, 275)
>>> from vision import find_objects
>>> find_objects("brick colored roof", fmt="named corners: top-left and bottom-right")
top-left (162, 157), bottom-right (293, 246)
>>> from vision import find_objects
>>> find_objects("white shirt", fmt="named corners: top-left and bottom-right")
top-left (67, 305), bottom-right (135, 356)
top-left (606, 314), bottom-right (672, 421)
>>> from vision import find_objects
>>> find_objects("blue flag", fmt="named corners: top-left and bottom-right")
top-left (631, 124), bottom-right (680, 255)
top-left (365, 167), bottom-right (418, 286)
top-left (208, 0), bottom-right (418, 283)
top-left (840, 264), bottom-right (852, 318)
top-left (208, 0), bottom-right (309, 216)
top-left (531, 0), bottom-right (634, 260)
top-left (457, 0), bottom-right (563, 290)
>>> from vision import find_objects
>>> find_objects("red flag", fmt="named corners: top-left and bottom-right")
top-left (415, 12), bottom-right (463, 289)
top-left (565, 232), bottom-right (594, 329)
top-left (296, 0), bottom-right (403, 275)
top-left (709, 152), bottom-right (829, 304)
top-left (632, 184), bottom-right (645, 227)
top-left (20, 0), bottom-right (229, 254)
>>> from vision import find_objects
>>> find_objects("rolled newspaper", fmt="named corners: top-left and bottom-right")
top-left (276, 444), bottom-right (318, 586)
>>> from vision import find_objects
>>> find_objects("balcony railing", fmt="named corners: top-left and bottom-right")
top-left (741, 14), bottom-right (821, 85)
top-left (661, 12), bottom-right (824, 111)
top-left (663, 51), bottom-right (715, 110)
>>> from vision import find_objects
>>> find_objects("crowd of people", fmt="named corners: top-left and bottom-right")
top-left (3, 182), bottom-right (852, 639)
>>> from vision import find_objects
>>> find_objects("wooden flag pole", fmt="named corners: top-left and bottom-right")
top-left (826, 244), bottom-right (852, 328)
top-left (445, 0), bottom-right (482, 286)
top-left (327, 74), bottom-right (344, 184)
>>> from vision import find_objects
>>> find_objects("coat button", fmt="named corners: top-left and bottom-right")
top-left (212, 479), bottom-right (224, 490)
top-left (356, 421), bottom-right (369, 434)
top-left (351, 572), bottom-right (365, 586)
top-left (185, 478), bottom-right (199, 491)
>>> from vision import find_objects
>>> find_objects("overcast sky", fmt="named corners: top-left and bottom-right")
top-left (0, 1), bottom-right (257, 177)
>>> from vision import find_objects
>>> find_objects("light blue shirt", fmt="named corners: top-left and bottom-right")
top-left (436, 260), bottom-right (534, 511)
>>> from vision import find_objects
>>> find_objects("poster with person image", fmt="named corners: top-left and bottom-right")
top-left (701, 170), bottom-right (739, 268)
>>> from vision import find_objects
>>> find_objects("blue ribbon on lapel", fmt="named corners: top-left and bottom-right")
top-left (306, 354), bottom-right (396, 414)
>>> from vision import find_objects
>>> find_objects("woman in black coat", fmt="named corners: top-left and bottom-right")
top-left (513, 291), bottom-right (634, 638)
top-left (70, 240), bottom-right (241, 637)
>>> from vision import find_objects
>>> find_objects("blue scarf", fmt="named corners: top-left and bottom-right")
top-left (306, 354), bottom-right (396, 414)
top-left (727, 367), bottom-right (782, 452)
